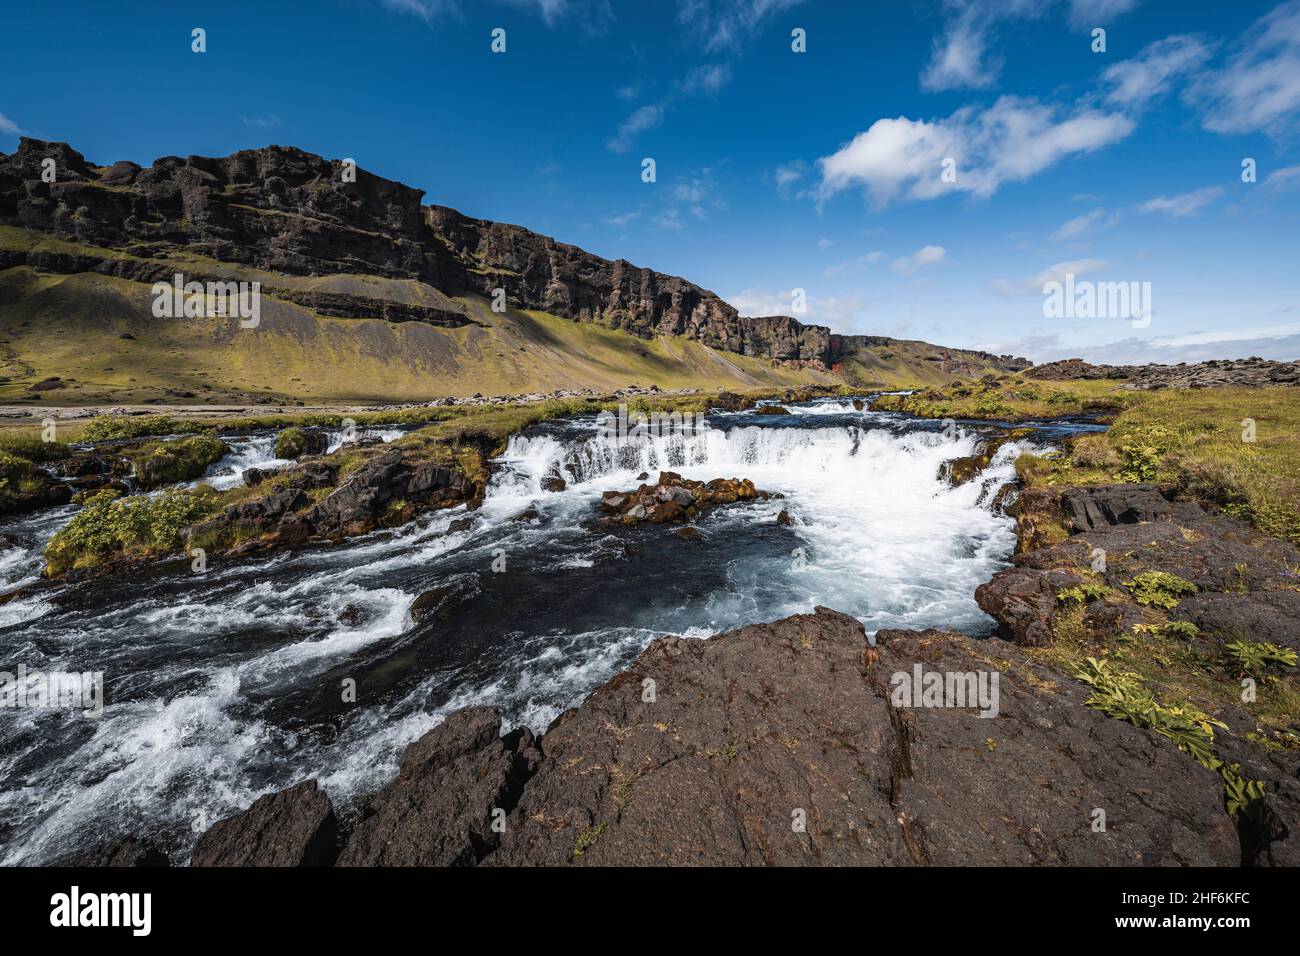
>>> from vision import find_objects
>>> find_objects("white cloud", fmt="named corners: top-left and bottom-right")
top-left (990, 257), bottom-right (1108, 297)
top-left (817, 237), bottom-right (835, 249)
top-left (377, 0), bottom-right (458, 21)
top-left (1101, 35), bottom-right (1213, 108)
top-left (817, 96), bottom-right (1134, 208)
top-left (680, 63), bottom-right (731, 95)
top-left (1265, 163), bottom-right (1300, 190)
top-left (921, 3), bottom-right (1002, 92)
top-left (1138, 186), bottom-right (1223, 217)
top-left (0, 112), bottom-right (22, 136)
top-left (1193, 0), bottom-right (1300, 137)
top-left (603, 210), bottom-right (641, 226)
top-left (1051, 207), bottom-right (1117, 240)
top-left (615, 83), bottom-right (641, 100)
top-left (891, 244), bottom-right (947, 274)
top-left (605, 104), bottom-right (664, 153)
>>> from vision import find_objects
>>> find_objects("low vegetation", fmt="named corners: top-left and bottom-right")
top-left (44, 487), bottom-right (219, 577)
top-left (997, 383), bottom-right (1300, 546)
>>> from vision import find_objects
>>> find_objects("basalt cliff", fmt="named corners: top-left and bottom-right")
top-left (0, 137), bottom-right (1028, 374)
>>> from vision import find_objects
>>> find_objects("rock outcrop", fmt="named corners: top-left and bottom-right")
top-left (191, 780), bottom-right (337, 867)
top-left (1026, 357), bottom-right (1300, 388)
top-left (337, 707), bottom-right (540, 866)
top-left (975, 482), bottom-right (1300, 863)
top-left (182, 606), bottom-right (1266, 867)
top-left (597, 471), bottom-right (770, 526)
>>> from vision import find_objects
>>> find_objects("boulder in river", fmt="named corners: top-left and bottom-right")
top-left (597, 471), bottom-right (768, 527)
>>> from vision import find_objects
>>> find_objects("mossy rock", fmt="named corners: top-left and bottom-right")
top-left (275, 427), bottom-right (329, 459)
top-left (131, 435), bottom-right (228, 490)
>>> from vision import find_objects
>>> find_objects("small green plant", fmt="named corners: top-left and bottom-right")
top-left (1124, 571), bottom-right (1198, 609)
top-left (1221, 764), bottom-right (1267, 820)
top-left (1073, 657), bottom-right (1267, 820)
top-left (1220, 640), bottom-right (1298, 679)
top-left (571, 821), bottom-right (607, 860)
top-left (974, 392), bottom-right (1009, 416)
top-left (1133, 621), bottom-right (1200, 639)
top-left (1057, 583), bottom-right (1112, 603)
top-left (1116, 423), bottom-right (1174, 483)
top-left (1073, 657), bottom-right (1225, 769)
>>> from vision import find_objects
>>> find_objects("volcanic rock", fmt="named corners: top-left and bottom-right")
top-left (191, 780), bottom-right (337, 867)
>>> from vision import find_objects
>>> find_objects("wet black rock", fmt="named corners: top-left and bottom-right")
top-left (336, 708), bottom-right (541, 866)
top-left (191, 780), bottom-right (337, 867)
top-left (58, 837), bottom-right (170, 868)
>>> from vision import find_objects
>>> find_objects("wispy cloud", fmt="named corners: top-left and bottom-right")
top-left (680, 63), bottom-right (732, 95)
top-left (891, 244), bottom-right (947, 275)
top-left (1051, 207), bottom-right (1117, 241)
top-left (920, 0), bottom-right (1139, 93)
top-left (983, 324), bottom-right (1300, 365)
top-left (1101, 34), bottom-right (1213, 108)
top-left (0, 111), bottom-right (25, 136)
top-left (378, 0), bottom-right (612, 29)
top-left (1138, 186), bottom-right (1223, 218)
top-left (1067, 0), bottom-right (1141, 30)
top-left (603, 210), bottom-right (641, 226)
top-left (1265, 163), bottom-right (1300, 190)
top-left (241, 115), bottom-right (283, 129)
top-left (605, 104), bottom-right (664, 153)
top-left (725, 286), bottom-right (867, 326)
top-left (990, 258), bottom-right (1108, 297)
top-left (823, 251), bottom-right (885, 277)
top-left (677, 0), bottom-right (807, 54)
top-left (1192, 0), bottom-right (1300, 138)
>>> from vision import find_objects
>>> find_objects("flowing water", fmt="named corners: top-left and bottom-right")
top-left (0, 399), bottom-right (1101, 864)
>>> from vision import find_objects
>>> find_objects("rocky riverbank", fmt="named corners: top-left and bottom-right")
top-left (81, 600), bottom-right (1287, 867)
top-left (45, 407), bottom-right (1300, 868)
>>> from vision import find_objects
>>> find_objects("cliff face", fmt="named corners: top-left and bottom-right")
top-left (0, 138), bottom-right (837, 364)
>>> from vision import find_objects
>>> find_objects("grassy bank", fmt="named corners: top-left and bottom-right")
top-left (1014, 386), bottom-right (1300, 545)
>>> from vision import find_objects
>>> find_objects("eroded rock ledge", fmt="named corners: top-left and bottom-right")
top-left (94, 602), bottom-right (1288, 867)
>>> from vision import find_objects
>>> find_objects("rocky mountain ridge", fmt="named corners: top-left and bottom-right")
top-left (0, 138), bottom-right (1029, 373)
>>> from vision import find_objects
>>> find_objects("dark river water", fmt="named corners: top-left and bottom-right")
top-left (0, 399), bottom-right (1102, 864)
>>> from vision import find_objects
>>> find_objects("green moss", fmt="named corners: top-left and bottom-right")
top-left (0, 434), bottom-right (72, 462)
top-left (44, 486), bottom-right (219, 576)
top-left (81, 415), bottom-right (212, 442)
top-left (130, 434), bottom-right (227, 489)
top-left (274, 426), bottom-right (326, 459)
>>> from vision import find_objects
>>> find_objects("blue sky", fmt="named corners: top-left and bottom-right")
top-left (3, 0), bottom-right (1299, 363)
